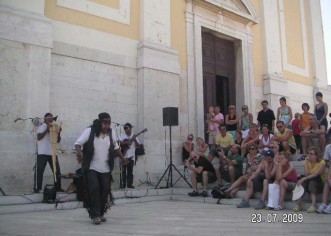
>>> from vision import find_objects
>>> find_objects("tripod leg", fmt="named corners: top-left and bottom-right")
top-left (154, 165), bottom-right (171, 189)
top-left (171, 164), bottom-right (192, 188)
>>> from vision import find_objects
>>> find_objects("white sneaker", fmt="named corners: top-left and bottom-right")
top-left (317, 203), bottom-right (327, 213)
top-left (323, 204), bottom-right (331, 214)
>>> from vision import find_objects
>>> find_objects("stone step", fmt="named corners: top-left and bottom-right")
top-left (1, 187), bottom-right (326, 215)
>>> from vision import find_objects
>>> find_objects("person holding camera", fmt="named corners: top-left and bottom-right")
top-left (186, 151), bottom-right (216, 197)
top-left (207, 125), bottom-right (234, 186)
top-left (218, 144), bottom-right (243, 185)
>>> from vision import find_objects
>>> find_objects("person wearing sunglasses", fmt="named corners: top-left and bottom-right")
top-left (186, 151), bottom-right (216, 197)
top-left (272, 121), bottom-right (297, 154)
top-left (182, 134), bottom-right (195, 162)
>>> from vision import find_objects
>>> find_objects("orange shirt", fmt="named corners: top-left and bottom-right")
top-left (301, 113), bottom-right (310, 130)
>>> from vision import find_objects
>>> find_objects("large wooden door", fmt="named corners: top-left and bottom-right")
top-left (202, 32), bottom-right (235, 139)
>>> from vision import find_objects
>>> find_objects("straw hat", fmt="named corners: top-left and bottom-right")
top-left (292, 185), bottom-right (304, 201)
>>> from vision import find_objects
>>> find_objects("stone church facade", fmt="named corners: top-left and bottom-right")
top-left (0, 0), bottom-right (329, 192)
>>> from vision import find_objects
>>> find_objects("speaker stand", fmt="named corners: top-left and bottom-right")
top-left (0, 187), bottom-right (6, 196)
top-left (155, 126), bottom-right (192, 189)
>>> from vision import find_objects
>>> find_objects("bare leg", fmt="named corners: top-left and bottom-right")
top-left (225, 175), bottom-right (248, 193)
top-left (228, 166), bottom-right (236, 183)
top-left (261, 179), bottom-right (269, 201)
top-left (244, 178), bottom-right (254, 201)
top-left (191, 171), bottom-right (198, 192)
top-left (202, 171), bottom-right (209, 192)
top-left (214, 165), bottom-right (222, 186)
top-left (301, 136), bottom-right (308, 154)
top-left (279, 180), bottom-right (288, 208)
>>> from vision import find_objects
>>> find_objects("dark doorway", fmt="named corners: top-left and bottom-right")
top-left (202, 31), bottom-right (235, 141)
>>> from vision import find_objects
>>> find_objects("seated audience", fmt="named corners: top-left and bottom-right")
top-left (293, 146), bottom-right (326, 213)
top-left (272, 121), bottom-right (297, 154)
top-left (237, 149), bottom-right (276, 209)
top-left (241, 123), bottom-right (260, 157)
top-left (182, 134), bottom-right (194, 162)
top-left (272, 151), bottom-right (298, 211)
top-left (301, 114), bottom-right (326, 154)
top-left (196, 137), bottom-right (209, 158)
top-left (317, 145), bottom-right (331, 213)
top-left (217, 144), bottom-right (243, 185)
top-left (208, 125), bottom-right (234, 186)
top-left (258, 124), bottom-right (273, 151)
top-left (235, 130), bottom-right (243, 148)
top-left (223, 144), bottom-right (262, 199)
top-left (186, 151), bottom-right (216, 197)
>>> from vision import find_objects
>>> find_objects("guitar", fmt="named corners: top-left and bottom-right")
top-left (120, 128), bottom-right (148, 156)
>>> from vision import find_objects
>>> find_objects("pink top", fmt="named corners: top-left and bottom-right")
top-left (211, 113), bottom-right (224, 132)
top-left (285, 169), bottom-right (298, 182)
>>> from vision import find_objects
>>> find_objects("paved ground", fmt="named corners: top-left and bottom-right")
top-left (0, 200), bottom-right (330, 236)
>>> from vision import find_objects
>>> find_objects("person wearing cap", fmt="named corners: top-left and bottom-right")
top-left (75, 112), bottom-right (128, 225)
top-left (120, 122), bottom-right (140, 189)
top-left (34, 113), bottom-right (63, 193)
top-left (272, 120), bottom-right (297, 154)
top-left (300, 114), bottom-right (326, 154)
top-left (237, 149), bottom-right (276, 209)
top-left (225, 105), bottom-right (239, 140)
top-left (270, 151), bottom-right (297, 211)
top-left (293, 146), bottom-right (326, 213)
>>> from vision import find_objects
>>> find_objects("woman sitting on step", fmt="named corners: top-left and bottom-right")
top-left (269, 151), bottom-right (297, 211)
top-left (293, 146), bottom-right (326, 213)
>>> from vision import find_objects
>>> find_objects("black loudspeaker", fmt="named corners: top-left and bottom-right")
top-left (163, 107), bottom-right (178, 126)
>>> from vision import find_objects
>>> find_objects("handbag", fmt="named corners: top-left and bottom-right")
top-left (43, 184), bottom-right (56, 203)
top-left (267, 183), bottom-right (280, 208)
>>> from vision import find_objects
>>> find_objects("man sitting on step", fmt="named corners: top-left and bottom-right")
top-left (185, 151), bottom-right (216, 197)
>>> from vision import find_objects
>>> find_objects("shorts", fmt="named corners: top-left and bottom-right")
top-left (279, 143), bottom-right (296, 154)
top-left (197, 171), bottom-right (217, 183)
top-left (301, 176), bottom-right (323, 194)
top-left (252, 173), bottom-right (274, 192)
top-left (221, 167), bottom-right (242, 183)
top-left (208, 131), bottom-right (218, 145)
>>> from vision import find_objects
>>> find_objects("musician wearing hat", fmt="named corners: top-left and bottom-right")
top-left (120, 123), bottom-right (140, 189)
top-left (34, 113), bottom-right (63, 193)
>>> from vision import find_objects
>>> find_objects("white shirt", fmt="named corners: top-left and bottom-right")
top-left (37, 123), bottom-right (52, 155)
top-left (75, 128), bottom-right (119, 173)
top-left (259, 134), bottom-right (273, 147)
top-left (120, 133), bottom-right (140, 159)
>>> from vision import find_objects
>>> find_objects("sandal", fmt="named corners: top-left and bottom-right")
top-left (188, 191), bottom-right (199, 197)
